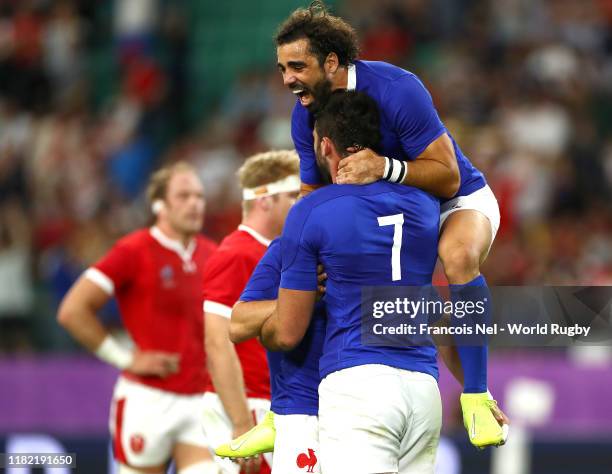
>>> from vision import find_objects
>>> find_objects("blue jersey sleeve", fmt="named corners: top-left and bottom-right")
top-left (280, 201), bottom-right (319, 291)
top-left (291, 102), bottom-right (322, 185)
top-left (240, 239), bottom-right (282, 302)
top-left (385, 74), bottom-right (446, 160)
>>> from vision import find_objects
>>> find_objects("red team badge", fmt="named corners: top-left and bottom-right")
top-left (296, 448), bottom-right (317, 472)
top-left (130, 434), bottom-right (145, 454)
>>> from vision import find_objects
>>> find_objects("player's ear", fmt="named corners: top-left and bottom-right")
top-left (322, 137), bottom-right (338, 160)
top-left (152, 199), bottom-right (165, 215)
top-left (324, 52), bottom-right (339, 75)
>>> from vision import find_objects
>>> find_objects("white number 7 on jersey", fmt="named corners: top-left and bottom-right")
top-left (377, 213), bottom-right (404, 281)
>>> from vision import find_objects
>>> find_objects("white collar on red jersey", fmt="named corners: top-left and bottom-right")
top-left (238, 224), bottom-right (272, 247)
top-left (347, 63), bottom-right (356, 91)
top-left (150, 226), bottom-right (196, 262)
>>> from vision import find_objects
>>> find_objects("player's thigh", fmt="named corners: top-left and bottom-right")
top-left (201, 392), bottom-right (237, 474)
top-left (318, 365), bottom-right (408, 474)
top-left (172, 442), bottom-right (217, 473)
top-left (272, 414), bottom-right (319, 474)
top-left (109, 377), bottom-right (175, 468)
top-left (439, 185), bottom-right (500, 263)
top-left (439, 210), bottom-right (493, 269)
top-left (173, 394), bottom-right (215, 471)
top-left (201, 392), bottom-right (231, 444)
top-left (398, 372), bottom-right (442, 474)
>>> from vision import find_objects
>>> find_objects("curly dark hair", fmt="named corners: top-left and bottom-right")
top-left (275, 1), bottom-right (360, 67)
top-left (315, 91), bottom-right (381, 155)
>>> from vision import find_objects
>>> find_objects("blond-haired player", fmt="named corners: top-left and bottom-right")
top-left (202, 150), bottom-right (300, 474)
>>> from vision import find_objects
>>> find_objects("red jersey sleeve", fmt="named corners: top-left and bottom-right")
top-left (86, 239), bottom-right (138, 295)
top-left (202, 249), bottom-right (254, 318)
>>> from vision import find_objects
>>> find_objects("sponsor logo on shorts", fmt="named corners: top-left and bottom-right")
top-left (130, 434), bottom-right (145, 454)
top-left (296, 448), bottom-right (317, 472)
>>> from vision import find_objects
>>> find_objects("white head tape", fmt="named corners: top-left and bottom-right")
top-left (152, 200), bottom-right (164, 215)
top-left (242, 174), bottom-right (301, 201)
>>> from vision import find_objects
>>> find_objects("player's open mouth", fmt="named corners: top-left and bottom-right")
top-left (292, 88), bottom-right (311, 105)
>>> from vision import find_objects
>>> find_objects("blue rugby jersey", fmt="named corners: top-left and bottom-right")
top-left (280, 181), bottom-right (440, 380)
top-left (240, 239), bottom-right (325, 416)
top-left (291, 60), bottom-right (485, 198)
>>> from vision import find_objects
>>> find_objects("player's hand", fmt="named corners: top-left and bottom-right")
top-left (317, 264), bottom-right (327, 299)
top-left (336, 148), bottom-right (385, 184)
top-left (127, 350), bottom-right (180, 378)
top-left (460, 392), bottom-right (509, 449)
top-left (489, 400), bottom-right (510, 427)
top-left (237, 455), bottom-right (262, 474)
top-left (232, 423), bottom-right (263, 473)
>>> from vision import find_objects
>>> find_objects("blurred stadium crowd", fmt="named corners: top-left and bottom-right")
top-left (0, 0), bottom-right (610, 352)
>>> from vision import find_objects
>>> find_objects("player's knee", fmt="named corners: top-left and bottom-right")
top-left (178, 460), bottom-right (221, 474)
top-left (439, 243), bottom-right (481, 283)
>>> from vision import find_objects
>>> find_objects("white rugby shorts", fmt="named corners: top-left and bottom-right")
top-left (318, 364), bottom-right (441, 474)
top-left (109, 376), bottom-right (209, 468)
top-left (201, 391), bottom-right (272, 474)
top-left (272, 414), bottom-right (320, 474)
top-left (440, 184), bottom-right (501, 242)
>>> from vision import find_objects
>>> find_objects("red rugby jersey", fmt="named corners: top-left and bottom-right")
top-left (86, 227), bottom-right (217, 394)
top-left (202, 225), bottom-right (271, 399)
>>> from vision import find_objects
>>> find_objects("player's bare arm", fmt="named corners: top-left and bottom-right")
top-left (205, 311), bottom-right (264, 473)
top-left (229, 300), bottom-right (276, 344)
top-left (205, 312), bottom-right (255, 436)
top-left (336, 133), bottom-right (461, 198)
top-left (58, 276), bottom-right (179, 377)
top-left (232, 264), bottom-right (326, 345)
top-left (58, 277), bottom-right (113, 351)
top-left (58, 277), bottom-right (110, 349)
top-left (260, 288), bottom-right (316, 351)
